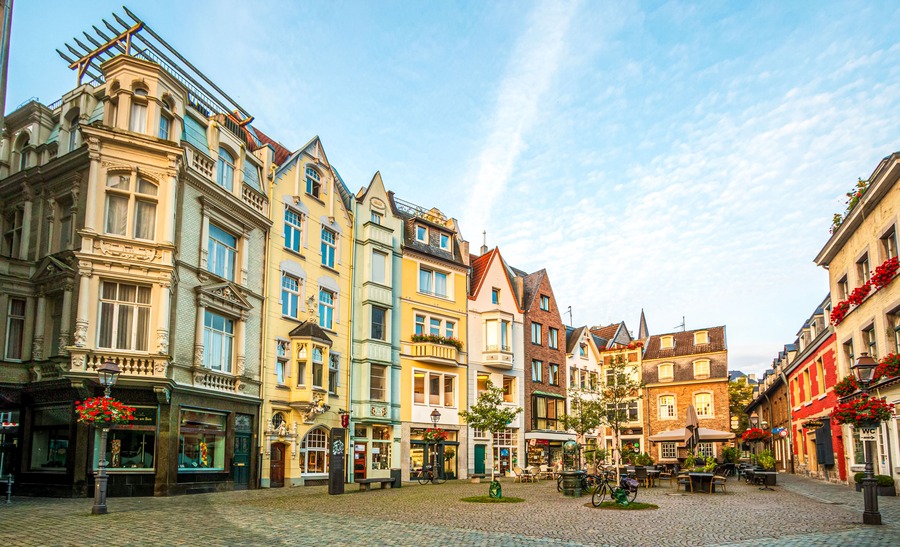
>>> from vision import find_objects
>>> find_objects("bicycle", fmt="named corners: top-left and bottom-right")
top-left (416, 464), bottom-right (446, 485)
top-left (557, 472), bottom-right (601, 492)
top-left (591, 470), bottom-right (638, 506)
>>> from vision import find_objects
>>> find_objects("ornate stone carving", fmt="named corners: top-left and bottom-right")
top-left (156, 329), bottom-right (169, 354)
top-left (22, 183), bottom-right (35, 202)
top-left (194, 344), bottom-right (204, 367)
top-left (370, 405), bottom-right (388, 418)
top-left (96, 240), bottom-right (160, 262)
top-left (306, 295), bottom-right (318, 321)
top-left (154, 359), bottom-right (166, 375)
top-left (58, 333), bottom-right (69, 353)
top-left (31, 338), bottom-right (43, 361)
top-left (78, 260), bottom-right (93, 278)
top-left (46, 198), bottom-right (56, 220)
top-left (73, 320), bottom-right (88, 346)
top-left (236, 355), bottom-right (245, 376)
top-left (153, 386), bottom-right (171, 404)
top-left (70, 353), bottom-right (86, 371)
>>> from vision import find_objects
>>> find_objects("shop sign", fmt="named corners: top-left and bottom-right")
top-left (802, 420), bottom-right (823, 429)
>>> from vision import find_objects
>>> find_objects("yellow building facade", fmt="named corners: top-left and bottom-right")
top-left (260, 138), bottom-right (354, 487)
top-left (393, 196), bottom-right (470, 481)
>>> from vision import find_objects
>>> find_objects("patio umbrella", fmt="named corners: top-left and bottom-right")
top-left (684, 404), bottom-right (700, 454)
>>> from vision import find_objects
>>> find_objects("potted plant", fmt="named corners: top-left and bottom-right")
top-left (684, 454), bottom-right (696, 469)
top-left (757, 450), bottom-right (776, 471)
top-left (854, 473), bottom-right (897, 496)
top-left (702, 456), bottom-right (716, 472)
top-left (75, 397), bottom-right (136, 426)
top-left (722, 447), bottom-right (741, 464)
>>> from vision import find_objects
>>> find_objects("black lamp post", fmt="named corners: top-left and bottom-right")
top-left (430, 408), bottom-right (441, 427)
top-left (92, 361), bottom-right (121, 515)
top-left (851, 352), bottom-right (881, 526)
top-left (429, 409), bottom-right (441, 476)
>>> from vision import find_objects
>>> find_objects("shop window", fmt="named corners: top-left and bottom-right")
top-left (284, 207), bottom-right (303, 253)
top-left (93, 407), bottom-right (157, 470)
top-left (30, 406), bottom-right (71, 471)
top-left (98, 281), bottom-right (151, 352)
top-left (202, 310), bottom-right (234, 373)
top-left (371, 425), bottom-right (392, 470)
top-left (301, 428), bottom-right (328, 474)
top-left (5, 298), bottom-right (25, 360)
top-left (216, 147), bottom-right (235, 191)
top-left (370, 364), bottom-right (386, 401)
top-left (207, 223), bottom-right (238, 281)
top-left (178, 410), bottom-right (226, 471)
top-left (660, 442), bottom-right (676, 459)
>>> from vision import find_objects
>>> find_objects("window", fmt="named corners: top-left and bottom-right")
top-left (68, 118), bottom-right (79, 151)
top-left (889, 311), bottom-right (900, 353)
top-left (477, 373), bottom-right (490, 396)
top-left (863, 325), bottom-right (877, 359)
top-left (606, 367), bottom-right (627, 386)
top-left (445, 320), bottom-right (455, 338)
top-left (305, 167), bottom-right (321, 198)
top-left (531, 322), bottom-right (542, 345)
top-left (881, 227), bottom-right (898, 260)
top-left (59, 212), bottom-right (73, 251)
top-left (660, 442), bottom-right (676, 459)
top-left (178, 410), bottom-right (226, 471)
top-left (301, 428), bottom-right (328, 474)
top-left (532, 396), bottom-right (566, 430)
top-left (414, 370), bottom-right (456, 407)
top-left (203, 310), bottom-right (234, 373)
top-left (858, 253), bottom-right (870, 285)
top-left (569, 367), bottom-right (577, 388)
top-left (485, 319), bottom-right (510, 351)
top-left (329, 353), bottom-right (340, 392)
top-left (93, 407), bottom-right (156, 471)
top-left (312, 348), bottom-right (324, 388)
top-left (105, 174), bottom-right (158, 240)
top-left (658, 363), bottom-right (674, 382)
top-left (318, 289), bottom-right (335, 330)
top-left (803, 369), bottom-right (812, 402)
top-left (370, 211), bottom-right (382, 224)
top-left (370, 364), bottom-right (386, 401)
top-left (129, 89), bottom-right (148, 133)
top-left (502, 376), bottom-right (515, 403)
top-left (694, 393), bottom-right (712, 417)
top-left (579, 344), bottom-right (587, 358)
top-left (415, 225), bottom-right (427, 242)
top-left (549, 364), bottom-right (560, 385)
top-left (540, 295), bottom-right (550, 311)
top-left (371, 306), bottom-right (387, 340)
top-left (661, 335), bottom-right (674, 349)
top-left (276, 351), bottom-right (287, 385)
top-left (531, 359), bottom-right (542, 382)
top-left (843, 339), bottom-right (854, 369)
top-left (693, 331), bottom-right (709, 345)
top-left (207, 223), bottom-right (237, 281)
top-left (659, 395), bottom-right (676, 419)
top-left (491, 288), bottom-right (500, 304)
top-left (815, 358), bottom-right (826, 395)
top-left (371, 250), bottom-right (387, 284)
top-left (439, 233), bottom-right (450, 250)
top-left (296, 345), bottom-right (307, 386)
top-left (580, 370), bottom-right (588, 389)
top-left (158, 112), bottom-right (171, 140)
top-left (549, 327), bottom-right (558, 349)
top-left (838, 276), bottom-right (849, 301)
top-left (29, 406), bottom-right (71, 471)
top-left (284, 208), bottom-right (303, 252)
top-left (418, 267), bottom-right (448, 297)
top-left (371, 426), bottom-right (392, 471)
top-left (693, 359), bottom-right (710, 379)
top-left (697, 442), bottom-right (714, 459)
top-left (321, 227), bottom-right (336, 268)
top-left (16, 135), bottom-right (29, 171)
top-left (2, 209), bottom-right (22, 258)
top-left (98, 282), bottom-right (151, 351)
top-left (281, 274), bottom-right (301, 318)
top-left (607, 401), bottom-right (639, 422)
top-left (5, 298), bottom-right (25, 360)
top-left (216, 147), bottom-right (235, 191)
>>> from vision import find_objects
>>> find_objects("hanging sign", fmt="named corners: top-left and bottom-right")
top-left (857, 426), bottom-right (878, 441)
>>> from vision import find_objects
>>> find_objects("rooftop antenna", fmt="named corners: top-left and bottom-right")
top-left (480, 230), bottom-right (488, 255)
top-left (674, 316), bottom-right (685, 332)
top-left (566, 306), bottom-right (573, 327)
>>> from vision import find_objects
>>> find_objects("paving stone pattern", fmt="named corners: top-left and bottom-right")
top-left (0, 473), bottom-right (897, 546)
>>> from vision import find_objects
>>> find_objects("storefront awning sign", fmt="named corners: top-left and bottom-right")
top-left (802, 420), bottom-right (824, 429)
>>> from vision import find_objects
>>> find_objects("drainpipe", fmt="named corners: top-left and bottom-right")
top-left (346, 199), bottom-right (357, 484)
top-left (777, 370), bottom-right (795, 474)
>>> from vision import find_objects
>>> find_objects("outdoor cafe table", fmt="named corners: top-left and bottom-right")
top-left (688, 472), bottom-right (715, 493)
top-left (646, 469), bottom-right (660, 487)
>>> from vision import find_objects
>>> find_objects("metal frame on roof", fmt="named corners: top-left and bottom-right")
top-left (55, 6), bottom-right (253, 124)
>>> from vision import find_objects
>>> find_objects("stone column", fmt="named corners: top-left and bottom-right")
top-left (194, 305), bottom-right (205, 368)
top-left (235, 313), bottom-right (246, 377)
top-left (83, 142), bottom-right (101, 233)
top-left (59, 281), bottom-right (73, 351)
top-left (74, 262), bottom-right (92, 347)
top-left (32, 290), bottom-right (46, 361)
top-left (156, 280), bottom-right (170, 355)
top-left (18, 185), bottom-right (33, 261)
top-left (45, 198), bottom-right (56, 255)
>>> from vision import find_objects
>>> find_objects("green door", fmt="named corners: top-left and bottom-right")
top-left (233, 433), bottom-right (251, 489)
top-left (474, 444), bottom-right (486, 475)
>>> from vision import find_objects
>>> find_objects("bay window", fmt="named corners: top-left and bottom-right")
top-left (371, 306), bottom-right (387, 340)
top-left (129, 88), bottom-right (148, 133)
top-left (312, 347), bottom-right (324, 388)
top-left (371, 250), bottom-right (387, 284)
top-left (329, 353), bottom-right (340, 392)
top-left (98, 281), bottom-right (151, 352)
top-left (532, 395), bottom-right (565, 430)
top-left (370, 364), bottom-right (386, 401)
top-left (485, 319), bottom-right (510, 351)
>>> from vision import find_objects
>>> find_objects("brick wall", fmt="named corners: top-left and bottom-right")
top-left (523, 273), bottom-right (567, 432)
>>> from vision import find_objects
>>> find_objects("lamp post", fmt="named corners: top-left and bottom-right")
top-left (429, 409), bottom-right (441, 478)
top-left (92, 361), bottom-right (121, 515)
top-left (851, 352), bottom-right (881, 526)
top-left (430, 408), bottom-right (441, 427)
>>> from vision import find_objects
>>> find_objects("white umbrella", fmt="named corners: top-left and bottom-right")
top-left (648, 427), bottom-right (736, 442)
top-left (685, 404), bottom-right (700, 454)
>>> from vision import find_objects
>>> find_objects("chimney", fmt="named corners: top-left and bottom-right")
top-left (748, 373), bottom-right (756, 381)
top-left (459, 239), bottom-right (470, 266)
top-left (480, 229), bottom-right (488, 255)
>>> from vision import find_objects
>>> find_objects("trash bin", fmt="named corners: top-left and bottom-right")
top-left (390, 468), bottom-right (402, 489)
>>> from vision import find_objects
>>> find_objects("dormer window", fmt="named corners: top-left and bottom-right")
top-left (371, 211), bottom-right (383, 225)
top-left (693, 359), bottom-right (710, 379)
top-left (693, 331), bottom-right (709, 345)
top-left (439, 233), bottom-right (450, 250)
top-left (416, 225), bottom-right (427, 243)
top-left (305, 167), bottom-right (321, 198)
top-left (661, 335), bottom-right (674, 349)
top-left (579, 343), bottom-right (587, 358)
top-left (129, 88), bottom-right (149, 133)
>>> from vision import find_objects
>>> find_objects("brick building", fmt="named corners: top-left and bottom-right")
top-left (747, 360), bottom-right (793, 471)
top-left (643, 327), bottom-right (731, 463)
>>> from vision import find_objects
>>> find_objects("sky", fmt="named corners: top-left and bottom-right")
top-left (7, 0), bottom-right (900, 376)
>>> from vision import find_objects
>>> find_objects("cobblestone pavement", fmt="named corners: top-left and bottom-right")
top-left (0, 473), bottom-right (897, 546)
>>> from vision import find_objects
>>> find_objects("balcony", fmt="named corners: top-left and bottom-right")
top-left (405, 341), bottom-right (459, 367)
top-left (482, 345), bottom-right (514, 369)
top-left (363, 222), bottom-right (393, 246)
top-left (193, 368), bottom-right (245, 394)
top-left (69, 350), bottom-right (168, 379)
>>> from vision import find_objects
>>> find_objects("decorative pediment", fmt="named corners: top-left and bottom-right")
top-left (196, 281), bottom-right (252, 314)
top-left (31, 255), bottom-right (75, 283)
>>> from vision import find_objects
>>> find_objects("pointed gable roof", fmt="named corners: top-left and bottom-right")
top-left (288, 321), bottom-right (333, 346)
top-left (638, 309), bottom-right (649, 339)
top-left (566, 326), bottom-right (586, 354)
top-left (468, 247), bottom-right (523, 311)
top-left (521, 269), bottom-right (547, 312)
top-left (591, 324), bottom-right (621, 343)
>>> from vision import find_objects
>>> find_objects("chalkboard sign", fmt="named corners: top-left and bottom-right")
top-left (329, 428), bottom-right (346, 495)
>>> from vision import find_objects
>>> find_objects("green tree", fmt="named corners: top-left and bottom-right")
top-left (460, 380), bottom-right (523, 485)
top-left (560, 388), bottom-right (604, 463)
top-left (729, 377), bottom-right (754, 435)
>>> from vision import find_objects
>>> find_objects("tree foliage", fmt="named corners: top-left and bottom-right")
top-left (729, 377), bottom-right (754, 434)
top-left (460, 380), bottom-right (522, 483)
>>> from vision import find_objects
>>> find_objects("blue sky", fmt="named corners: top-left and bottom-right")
top-left (8, 1), bottom-right (900, 375)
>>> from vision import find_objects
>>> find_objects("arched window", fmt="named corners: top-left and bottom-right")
top-left (66, 108), bottom-right (81, 152)
top-left (158, 99), bottom-right (173, 140)
top-left (129, 87), bottom-right (149, 133)
top-left (305, 166), bottom-right (321, 198)
top-left (217, 147), bottom-right (235, 191)
top-left (658, 363), bottom-right (674, 382)
top-left (300, 427), bottom-right (328, 474)
top-left (693, 359), bottom-right (710, 379)
top-left (16, 134), bottom-right (30, 172)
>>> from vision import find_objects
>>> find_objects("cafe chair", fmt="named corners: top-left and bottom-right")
top-left (676, 473), bottom-right (693, 493)
top-left (657, 469), bottom-right (674, 488)
top-left (711, 474), bottom-right (727, 494)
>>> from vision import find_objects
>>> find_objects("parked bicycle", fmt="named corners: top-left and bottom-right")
top-left (557, 472), bottom-right (601, 492)
top-left (591, 470), bottom-right (639, 506)
top-left (416, 464), bottom-right (446, 485)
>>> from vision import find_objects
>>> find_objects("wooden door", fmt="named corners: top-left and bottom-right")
top-left (474, 444), bottom-right (486, 475)
top-left (233, 433), bottom-right (251, 489)
top-left (354, 443), bottom-right (367, 480)
top-left (270, 443), bottom-right (285, 488)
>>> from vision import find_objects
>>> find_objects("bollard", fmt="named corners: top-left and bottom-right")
top-left (5, 474), bottom-right (12, 504)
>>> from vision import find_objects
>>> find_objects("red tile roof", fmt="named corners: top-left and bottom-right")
top-left (469, 249), bottom-right (495, 298)
top-left (642, 326), bottom-right (727, 360)
top-left (591, 324), bottom-right (620, 342)
top-left (251, 126), bottom-right (292, 166)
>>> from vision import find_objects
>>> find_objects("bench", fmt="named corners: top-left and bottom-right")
top-left (357, 478), bottom-right (394, 492)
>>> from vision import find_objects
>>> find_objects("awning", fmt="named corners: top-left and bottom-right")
top-left (648, 427), bottom-right (735, 442)
top-left (532, 390), bottom-right (565, 399)
top-left (525, 431), bottom-right (575, 441)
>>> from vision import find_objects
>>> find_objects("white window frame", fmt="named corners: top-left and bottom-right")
top-left (418, 266), bottom-right (449, 298)
top-left (531, 359), bottom-right (542, 382)
top-left (202, 310), bottom-right (234, 373)
top-left (548, 327), bottom-right (558, 349)
top-left (104, 173), bottom-right (158, 241)
top-left (660, 442), bottom-right (677, 460)
top-left (281, 273), bottom-right (301, 319)
top-left (370, 364), bottom-right (387, 401)
top-left (693, 359), bottom-right (710, 380)
top-left (694, 392), bottom-right (713, 417)
top-left (658, 363), bottom-right (674, 382)
top-left (207, 222), bottom-right (238, 281)
top-left (371, 250), bottom-right (387, 285)
top-left (412, 312), bottom-right (456, 338)
top-left (321, 227), bottom-right (336, 269)
top-left (98, 281), bottom-right (152, 352)
top-left (328, 353), bottom-right (340, 393)
top-left (305, 167), bottom-right (321, 198)
top-left (439, 233), bottom-right (450, 250)
top-left (284, 207), bottom-right (303, 253)
top-left (531, 322), bottom-right (542, 345)
top-left (658, 394), bottom-right (676, 419)
top-left (412, 369), bottom-right (457, 408)
top-left (318, 288), bottom-right (335, 330)
top-left (415, 225), bottom-right (427, 243)
top-left (216, 147), bottom-right (235, 191)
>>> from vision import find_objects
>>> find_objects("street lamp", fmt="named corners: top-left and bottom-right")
top-left (430, 408), bottom-right (441, 427)
top-left (92, 361), bottom-right (121, 515)
top-left (851, 352), bottom-right (881, 526)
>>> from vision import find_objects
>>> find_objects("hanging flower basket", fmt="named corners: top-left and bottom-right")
top-left (830, 395), bottom-right (894, 427)
top-left (75, 397), bottom-right (136, 426)
top-left (874, 353), bottom-right (900, 381)
top-left (741, 428), bottom-right (771, 443)
top-left (423, 428), bottom-right (449, 442)
top-left (833, 375), bottom-right (859, 397)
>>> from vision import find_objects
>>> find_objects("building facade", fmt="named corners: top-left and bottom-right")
top-left (748, 356), bottom-right (794, 472)
top-left (394, 196), bottom-right (469, 481)
top-left (564, 326), bottom-right (603, 448)
top-left (521, 269), bottom-right (571, 469)
top-left (643, 327), bottom-right (730, 464)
